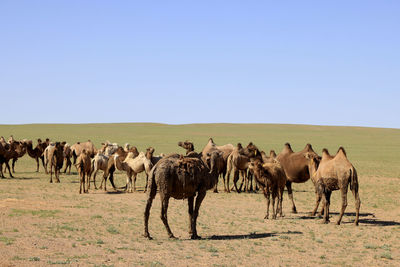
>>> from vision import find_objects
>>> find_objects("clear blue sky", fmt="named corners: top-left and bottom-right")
top-left (1, 1), bottom-right (399, 128)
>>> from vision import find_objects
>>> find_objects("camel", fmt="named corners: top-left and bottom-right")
top-left (101, 146), bottom-right (140, 191)
top-left (251, 159), bottom-right (286, 219)
top-left (305, 147), bottom-right (361, 225)
top-left (4, 140), bottom-right (26, 174)
top-left (226, 142), bottom-right (262, 193)
top-left (201, 138), bottom-right (234, 193)
top-left (276, 143), bottom-right (319, 213)
top-left (76, 149), bottom-right (92, 194)
top-left (63, 143), bottom-right (72, 174)
top-left (47, 142), bottom-right (66, 183)
top-left (143, 150), bottom-right (223, 240)
top-left (113, 148), bottom-right (154, 192)
top-left (71, 140), bottom-right (97, 164)
top-left (22, 139), bottom-right (49, 172)
top-left (0, 141), bottom-right (24, 178)
top-left (90, 151), bottom-right (110, 190)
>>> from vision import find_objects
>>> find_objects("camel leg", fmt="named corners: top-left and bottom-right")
top-left (12, 158), bottom-right (17, 173)
top-left (92, 170), bottom-right (98, 189)
top-left (5, 161), bottom-right (13, 178)
top-left (159, 194), bottom-right (175, 239)
top-left (272, 193), bottom-right (277, 219)
top-left (188, 196), bottom-right (194, 235)
top-left (233, 169), bottom-right (241, 193)
top-left (79, 173), bottom-right (83, 194)
top-left (35, 158), bottom-right (40, 172)
top-left (336, 186), bottom-right (348, 225)
top-left (279, 188), bottom-right (284, 217)
top-left (191, 190), bottom-right (206, 239)
top-left (49, 164), bottom-right (53, 183)
top-left (322, 191), bottom-right (332, 224)
top-left (264, 188), bottom-right (270, 219)
top-left (286, 181), bottom-right (297, 213)
top-left (352, 188), bottom-right (361, 226)
top-left (311, 190), bottom-right (322, 216)
top-left (213, 176), bottom-right (219, 193)
top-left (144, 174), bottom-right (149, 193)
top-left (0, 163), bottom-right (4, 178)
top-left (143, 182), bottom-right (157, 240)
top-left (133, 173), bottom-right (137, 192)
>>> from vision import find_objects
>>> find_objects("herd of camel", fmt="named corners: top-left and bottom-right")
top-left (0, 135), bottom-right (361, 240)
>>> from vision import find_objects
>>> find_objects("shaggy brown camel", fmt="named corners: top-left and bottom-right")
top-left (71, 140), bottom-right (97, 164)
top-left (143, 151), bottom-right (223, 240)
top-left (306, 147), bottom-right (361, 225)
top-left (226, 142), bottom-right (262, 193)
top-left (23, 139), bottom-right (49, 172)
top-left (76, 149), bottom-right (92, 194)
top-left (0, 141), bottom-right (24, 178)
top-left (101, 146), bottom-right (139, 191)
top-left (48, 142), bottom-right (66, 183)
top-left (276, 143), bottom-right (319, 213)
top-left (201, 138), bottom-right (234, 193)
top-left (63, 143), bottom-right (72, 174)
top-left (113, 147), bottom-right (154, 192)
top-left (251, 159), bottom-right (286, 219)
top-left (3, 140), bottom-right (26, 174)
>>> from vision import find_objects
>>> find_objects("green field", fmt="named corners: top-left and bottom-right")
top-left (1, 123), bottom-right (399, 177)
top-left (0, 123), bottom-right (399, 266)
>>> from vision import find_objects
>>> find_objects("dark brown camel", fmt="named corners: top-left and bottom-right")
top-left (144, 151), bottom-right (223, 240)
top-left (76, 149), bottom-right (92, 194)
top-left (0, 142), bottom-right (24, 178)
top-left (276, 143), bottom-right (319, 213)
top-left (23, 139), bottom-right (49, 172)
top-left (251, 159), bottom-right (286, 219)
top-left (48, 142), bottom-right (66, 183)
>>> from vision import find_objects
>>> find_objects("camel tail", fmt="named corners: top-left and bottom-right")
top-left (349, 168), bottom-right (358, 192)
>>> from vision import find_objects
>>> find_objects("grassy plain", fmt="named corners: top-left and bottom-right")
top-left (0, 123), bottom-right (399, 266)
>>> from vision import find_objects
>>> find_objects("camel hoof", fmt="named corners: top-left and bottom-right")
top-left (213, 189), bottom-right (218, 193)
top-left (336, 221), bottom-right (341, 225)
top-left (169, 235), bottom-right (177, 240)
top-left (321, 220), bottom-right (330, 224)
top-left (264, 215), bottom-right (269, 219)
top-left (143, 233), bottom-right (153, 240)
top-left (292, 209), bottom-right (297, 214)
top-left (354, 221), bottom-right (359, 226)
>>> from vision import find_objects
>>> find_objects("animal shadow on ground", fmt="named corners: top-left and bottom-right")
top-left (206, 230), bottom-right (302, 241)
top-left (296, 212), bottom-right (374, 220)
top-left (343, 218), bottom-right (400, 226)
top-left (7, 176), bottom-right (40, 180)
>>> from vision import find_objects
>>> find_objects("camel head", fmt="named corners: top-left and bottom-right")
top-left (146, 147), bottom-right (155, 159)
top-left (206, 151), bottom-right (224, 174)
top-left (245, 142), bottom-right (261, 158)
top-left (178, 141), bottom-right (194, 153)
top-left (304, 152), bottom-right (321, 178)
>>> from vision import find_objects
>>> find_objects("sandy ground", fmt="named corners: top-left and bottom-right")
top-left (0, 168), bottom-right (399, 267)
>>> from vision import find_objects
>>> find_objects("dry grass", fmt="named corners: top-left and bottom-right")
top-left (0, 123), bottom-right (399, 266)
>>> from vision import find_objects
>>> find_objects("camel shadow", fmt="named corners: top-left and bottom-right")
top-left (207, 230), bottom-right (302, 240)
top-left (3, 176), bottom-right (40, 180)
top-left (343, 218), bottom-right (400, 226)
top-left (296, 212), bottom-right (374, 220)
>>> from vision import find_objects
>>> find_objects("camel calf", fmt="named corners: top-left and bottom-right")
top-left (76, 149), bottom-right (92, 194)
top-left (251, 160), bottom-right (287, 219)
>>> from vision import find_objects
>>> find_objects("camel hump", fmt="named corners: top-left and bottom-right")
top-left (305, 143), bottom-right (313, 150)
top-left (284, 142), bottom-right (291, 148)
top-left (337, 147), bottom-right (347, 157)
top-left (77, 142), bottom-right (81, 144)
top-left (322, 148), bottom-right (330, 155)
